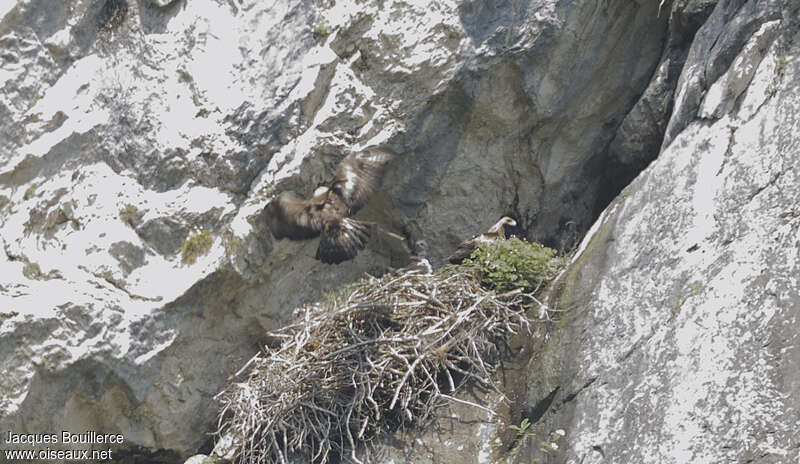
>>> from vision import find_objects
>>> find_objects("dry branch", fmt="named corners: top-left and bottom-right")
top-left (216, 265), bottom-right (536, 463)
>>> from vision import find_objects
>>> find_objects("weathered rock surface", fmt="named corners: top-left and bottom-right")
top-left (2, 0), bottom-right (796, 462)
top-left (519, 1), bottom-right (800, 463)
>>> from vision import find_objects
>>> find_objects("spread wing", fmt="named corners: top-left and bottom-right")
top-left (315, 218), bottom-right (371, 264)
top-left (264, 145), bottom-right (396, 262)
top-left (263, 191), bottom-right (325, 240)
top-left (332, 146), bottom-right (396, 213)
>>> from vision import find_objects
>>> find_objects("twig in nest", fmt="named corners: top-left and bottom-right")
top-left (216, 267), bottom-right (535, 464)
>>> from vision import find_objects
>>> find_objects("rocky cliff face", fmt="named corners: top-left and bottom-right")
top-left (523, 1), bottom-right (800, 463)
top-left (1, 0), bottom-right (797, 462)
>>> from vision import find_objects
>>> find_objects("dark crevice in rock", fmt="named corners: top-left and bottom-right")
top-left (593, 0), bottom-right (719, 222)
top-left (523, 386), bottom-right (560, 425)
top-left (96, 0), bottom-right (128, 31)
top-left (618, 340), bottom-right (643, 363)
top-left (562, 376), bottom-right (598, 405)
top-left (747, 169), bottom-right (786, 203)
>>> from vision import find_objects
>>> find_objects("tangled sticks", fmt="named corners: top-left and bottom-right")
top-left (216, 266), bottom-right (538, 464)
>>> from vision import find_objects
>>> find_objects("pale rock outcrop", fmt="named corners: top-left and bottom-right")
top-left (520, 1), bottom-right (800, 463)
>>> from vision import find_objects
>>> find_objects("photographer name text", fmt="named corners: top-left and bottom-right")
top-left (5, 431), bottom-right (124, 445)
top-left (3, 431), bottom-right (124, 461)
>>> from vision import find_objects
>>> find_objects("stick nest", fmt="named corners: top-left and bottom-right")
top-left (216, 265), bottom-right (535, 464)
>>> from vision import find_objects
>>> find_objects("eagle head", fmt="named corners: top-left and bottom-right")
top-left (486, 216), bottom-right (517, 238)
top-left (499, 216), bottom-right (517, 227)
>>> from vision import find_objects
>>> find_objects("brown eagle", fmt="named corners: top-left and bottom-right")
top-left (447, 216), bottom-right (517, 264)
top-left (263, 145), bottom-right (396, 264)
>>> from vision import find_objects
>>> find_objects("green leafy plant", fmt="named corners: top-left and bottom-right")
top-left (462, 238), bottom-right (564, 292)
top-left (499, 418), bottom-right (536, 464)
top-left (119, 204), bottom-right (143, 227)
top-left (500, 418), bottom-right (566, 464)
top-left (540, 429), bottom-right (566, 455)
top-left (181, 230), bottom-right (213, 264)
top-left (22, 262), bottom-right (43, 280)
top-left (223, 235), bottom-right (243, 257)
top-left (510, 418), bottom-right (533, 435)
top-left (312, 18), bottom-right (331, 39)
top-left (767, 55), bottom-right (789, 97)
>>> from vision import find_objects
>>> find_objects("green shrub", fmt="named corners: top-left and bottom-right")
top-left (312, 18), bottom-right (331, 39)
top-left (499, 417), bottom-right (566, 464)
top-left (499, 417), bottom-right (536, 464)
top-left (22, 262), bottom-right (43, 280)
top-left (462, 238), bottom-right (563, 292)
top-left (119, 204), bottom-right (143, 226)
top-left (181, 230), bottom-right (213, 264)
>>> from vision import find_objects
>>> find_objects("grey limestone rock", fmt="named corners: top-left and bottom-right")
top-left (520, 1), bottom-right (800, 463)
top-left (3, 0), bottom-right (797, 462)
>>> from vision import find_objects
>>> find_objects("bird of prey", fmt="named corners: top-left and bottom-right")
top-left (447, 216), bottom-right (518, 264)
top-left (263, 146), bottom-right (396, 264)
top-left (395, 256), bottom-right (434, 276)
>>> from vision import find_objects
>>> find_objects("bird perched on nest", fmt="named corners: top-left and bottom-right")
top-left (263, 145), bottom-right (396, 264)
top-left (447, 216), bottom-right (518, 264)
top-left (395, 256), bottom-right (434, 276)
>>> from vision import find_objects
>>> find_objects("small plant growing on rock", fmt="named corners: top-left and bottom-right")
top-left (767, 55), bottom-right (789, 97)
top-left (499, 418), bottom-right (565, 464)
top-left (119, 204), bottom-right (143, 227)
top-left (22, 262), bottom-right (43, 280)
top-left (23, 186), bottom-right (36, 200)
top-left (539, 429), bottom-right (566, 455)
top-left (181, 230), bottom-right (213, 264)
top-left (312, 18), bottom-right (331, 39)
top-left (777, 55), bottom-right (788, 74)
top-left (500, 417), bottom-right (537, 464)
top-left (223, 235), bottom-right (243, 257)
top-left (461, 238), bottom-right (564, 293)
